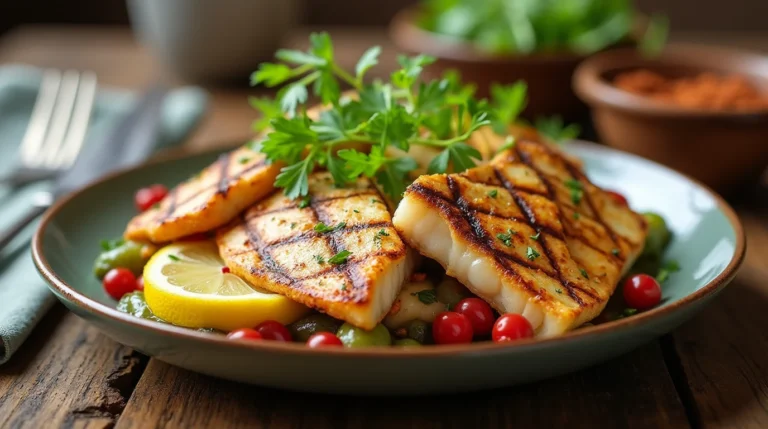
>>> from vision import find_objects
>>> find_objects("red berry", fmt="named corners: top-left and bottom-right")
top-left (103, 268), bottom-right (138, 300)
top-left (135, 184), bottom-right (168, 212)
top-left (255, 320), bottom-right (293, 342)
top-left (227, 328), bottom-right (263, 341)
top-left (492, 314), bottom-right (534, 343)
top-left (432, 312), bottom-right (473, 345)
top-left (136, 276), bottom-right (145, 291)
top-left (623, 274), bottom-right (662, 310)
top-left (454, 298), bottom-right (495, 336)
top-left (307, 332), bottom-right (343, 348)
top-left (606, 190), bottom-right (628, 206)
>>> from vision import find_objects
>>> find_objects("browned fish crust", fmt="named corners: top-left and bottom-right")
top-left (217, 172), bottom-right (414, 329)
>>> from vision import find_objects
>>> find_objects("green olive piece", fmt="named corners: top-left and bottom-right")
top-left (288, 313), bottom-right (343, 342)
top-left (435, 278), bottom-right (470, 309)
top-left (406, 319), bottom-right (430, 344)
top-left (642, 212), bottom-right (672, 257)
top-left (115, 291), bottom-right (163, 322)
top-left (93, 241), bottom-right (147, 279)
top-left (393, 338), bottom-right (422, 347)
top-left (336, 323), bottom-right (392, 347)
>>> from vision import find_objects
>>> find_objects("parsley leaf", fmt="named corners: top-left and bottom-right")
top-left (355, 46), bottom-right (381, 81)
top-left (275, 155), bottom-right (316, 199)
top-left (314, 222), bottom-right (346, 233)
top-left (411, 289), bottom-right (438, 305)
top-left (656, 260), bottom-right (681, 283)
top-left (579, 268), bottom-right (589, 279)
top-left (314, 255), bottom-right (326, 264)
top-left (168, 254), bottom-right (180, 262)
top-left (526, 246), bottom-right (541, 260)
top-left (536, 115), bottom-right (581, 143)
top-left (490, 81), bottom-right (527, 133)
top-left (496, 228), bottom-right (517, 246)
top-left (248, 97), bottom-right (282, 132)
top-left (530, 231), bottom-right (541, 240)
top-left (279, 83), bottom-right (309, 117)
top-left (488, 189), bottom-right (498, 198)
top-left (100, 238), bottom-right (125, 251)
top-left (376, 157), bottom-right (419, 201)
top-left (328, 250), bottom-right (352, 265)
top-left (275, 49), bottom-right (326, 66)
top-left (251, 63), bottom-right (293, 87)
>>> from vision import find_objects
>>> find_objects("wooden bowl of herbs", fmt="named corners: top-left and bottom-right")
top-left (389, 0), bottom-right (664, 122)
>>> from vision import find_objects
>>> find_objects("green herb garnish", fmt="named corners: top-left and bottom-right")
top-left (250, 32), bottom-right (531, 201)
top-left (487, 189), bottom-right (498, 198)
top-left (100, 238), bottom-right (125, 251)
top-left (238, 156), bottom-right (251, 164)
top-left (526, 246), bottom-right (540, 260)
top-left (340, 283), bottom-right (347, 291)
top-left (616, 308), bottom-right (638, 319)
top-left (328, 250), bottom-right (352, 265)
top-left (412, 289), bottom-right (438, 305)
top-left (168, 254), bottom-right (180, 262)
top-left (573, 212), bottom-right (581, 220)
top-left (536, 115), bottom-right (581, 143)
top-left (314, 222), bottom-right (346, 233)
top-left (290, 222), bottom-right (297, 229)
top-left (353, 209), bottom-right (360, 213)
top-left (611, 248), bottom-right (620, 256)
top-left (298, 196), bottom-right (311, 208)
top-left (530, 231), bottom-right (541, 241)
top-left (579, 268), bottom-right (589, 279)
top-left (656, 260), bottom-right (680, 283)
top-left (555, 288), bottom-right (563, 294)
top-left (496, 228), bottom-right (517, 246)
top-left (314, 255), bottom-right (325, 264)
top-left (564, 179), bottom-right (584, 205)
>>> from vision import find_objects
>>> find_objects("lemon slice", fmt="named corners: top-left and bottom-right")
top-left (143, 241), bottom-right (308, 331)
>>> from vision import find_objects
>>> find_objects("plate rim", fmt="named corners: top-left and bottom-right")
top-left (31, 140), bottom-right (746, 358)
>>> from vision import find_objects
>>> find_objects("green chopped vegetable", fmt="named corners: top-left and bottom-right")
top-left (328, 250), bottom-right (352, 265)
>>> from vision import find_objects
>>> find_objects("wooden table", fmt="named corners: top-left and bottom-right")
top-left (1, 26), bottom-right (767, 429)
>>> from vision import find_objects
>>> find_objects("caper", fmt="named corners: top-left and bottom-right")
top-left (336, 323), bottom-right (391, 347)
top-left (288, 313), bottom-right (342, 342)
top-left (406, 319), bottom-right (430, 344)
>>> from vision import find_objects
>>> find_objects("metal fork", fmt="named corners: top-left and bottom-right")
top-left (1, 69), bottom-right (97, 187)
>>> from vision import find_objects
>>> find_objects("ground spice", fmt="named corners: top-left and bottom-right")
top-left (613, 69), bottom-right (768, 111)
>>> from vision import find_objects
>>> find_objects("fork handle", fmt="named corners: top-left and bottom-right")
top-left (0, 204), bottom-right (48, 251)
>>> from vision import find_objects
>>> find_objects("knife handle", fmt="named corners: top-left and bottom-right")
top-left (0, 200), bottom-right (49, 251)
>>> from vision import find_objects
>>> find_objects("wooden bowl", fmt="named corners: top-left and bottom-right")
top-left (573, 44), bottom-right (768, 192)
top-left (389, 6), bottom-right (595, 121)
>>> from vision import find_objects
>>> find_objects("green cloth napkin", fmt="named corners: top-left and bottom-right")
top-left (0, 65), bottom-right (208, 364)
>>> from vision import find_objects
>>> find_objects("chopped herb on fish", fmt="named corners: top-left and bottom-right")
top-left (526, 246), bottom-right (540, 260)
top-left (328, 250), bottom-right (352, 265)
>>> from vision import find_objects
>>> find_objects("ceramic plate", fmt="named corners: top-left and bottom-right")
top-left (32, 141), bottom-right (745, 395)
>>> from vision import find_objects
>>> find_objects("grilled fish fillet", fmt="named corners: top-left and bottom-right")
top-left (392, 140), bottom-right (647, 337)
top-left (217, 172), bottom-right (416, 329)
top-left (125, 146), bottom-right (280, 243)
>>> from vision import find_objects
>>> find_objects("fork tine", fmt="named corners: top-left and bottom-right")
top-left (38, 70), bottom-right (81, 168)
top-left (55, 71), bottom-right (97, 169)
top-left (19, 70), bottom-right (62, 167)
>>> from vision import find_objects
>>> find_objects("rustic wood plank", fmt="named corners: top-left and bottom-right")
top-left (666, 212), bottom-right (768, 429)
top-left (117, 342), bottom-right (688, 429)
top-left (0, 304), bottom-right (149, 429)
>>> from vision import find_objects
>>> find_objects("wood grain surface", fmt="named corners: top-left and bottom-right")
top-left (0, 26), bottom-right (767, 429)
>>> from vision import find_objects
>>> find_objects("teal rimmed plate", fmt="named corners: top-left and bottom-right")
top-left (32, 141), bottom-right (745, 395)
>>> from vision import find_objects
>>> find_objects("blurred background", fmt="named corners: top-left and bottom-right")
top-left (2, 0), bottom-right (768, 32)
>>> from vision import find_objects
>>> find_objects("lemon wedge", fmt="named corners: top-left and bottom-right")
top-left (143, 241), bottom-right (308, 331)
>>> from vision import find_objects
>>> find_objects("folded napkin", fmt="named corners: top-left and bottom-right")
top-left (0, 65), bottom-right (208, 364)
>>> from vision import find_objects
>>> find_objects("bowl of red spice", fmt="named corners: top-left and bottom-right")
top-left (573, 44), bottom-right (768, 191)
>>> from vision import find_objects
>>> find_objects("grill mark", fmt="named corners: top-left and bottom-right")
top-left (411, 181), bottom-right (616, 263)
top-left (493, 164), bottom-right (588, 305)
top-left (247, 191), bottom-right (380, 220)
top-left (240, 213), bottom-right (295, 285)
top-left (257, 221), bottom-right (392, 247)
top-left (216, 152), bottom-right (232, 194)
top-left (157, 187), bottom-right (179, 224)
top-left (445, 176), bottom-right (540, 296)
top-left (536, 143), bottom-right (627, 261)
top-left (147, 157), bottom-right (270, 225)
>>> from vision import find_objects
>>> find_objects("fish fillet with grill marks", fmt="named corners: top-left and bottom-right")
top-left (216, 172), bottom-right (416, 329)
top-left (125, 146), bottom-right (280, 243)
top-left (393, 140), bottom-right (647, 337)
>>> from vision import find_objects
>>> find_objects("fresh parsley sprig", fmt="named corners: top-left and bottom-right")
top-left (250, 32), bottom-right (529, 200)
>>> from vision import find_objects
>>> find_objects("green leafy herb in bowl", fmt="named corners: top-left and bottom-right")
top-left (389, 0), bottom-right (668, 120)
